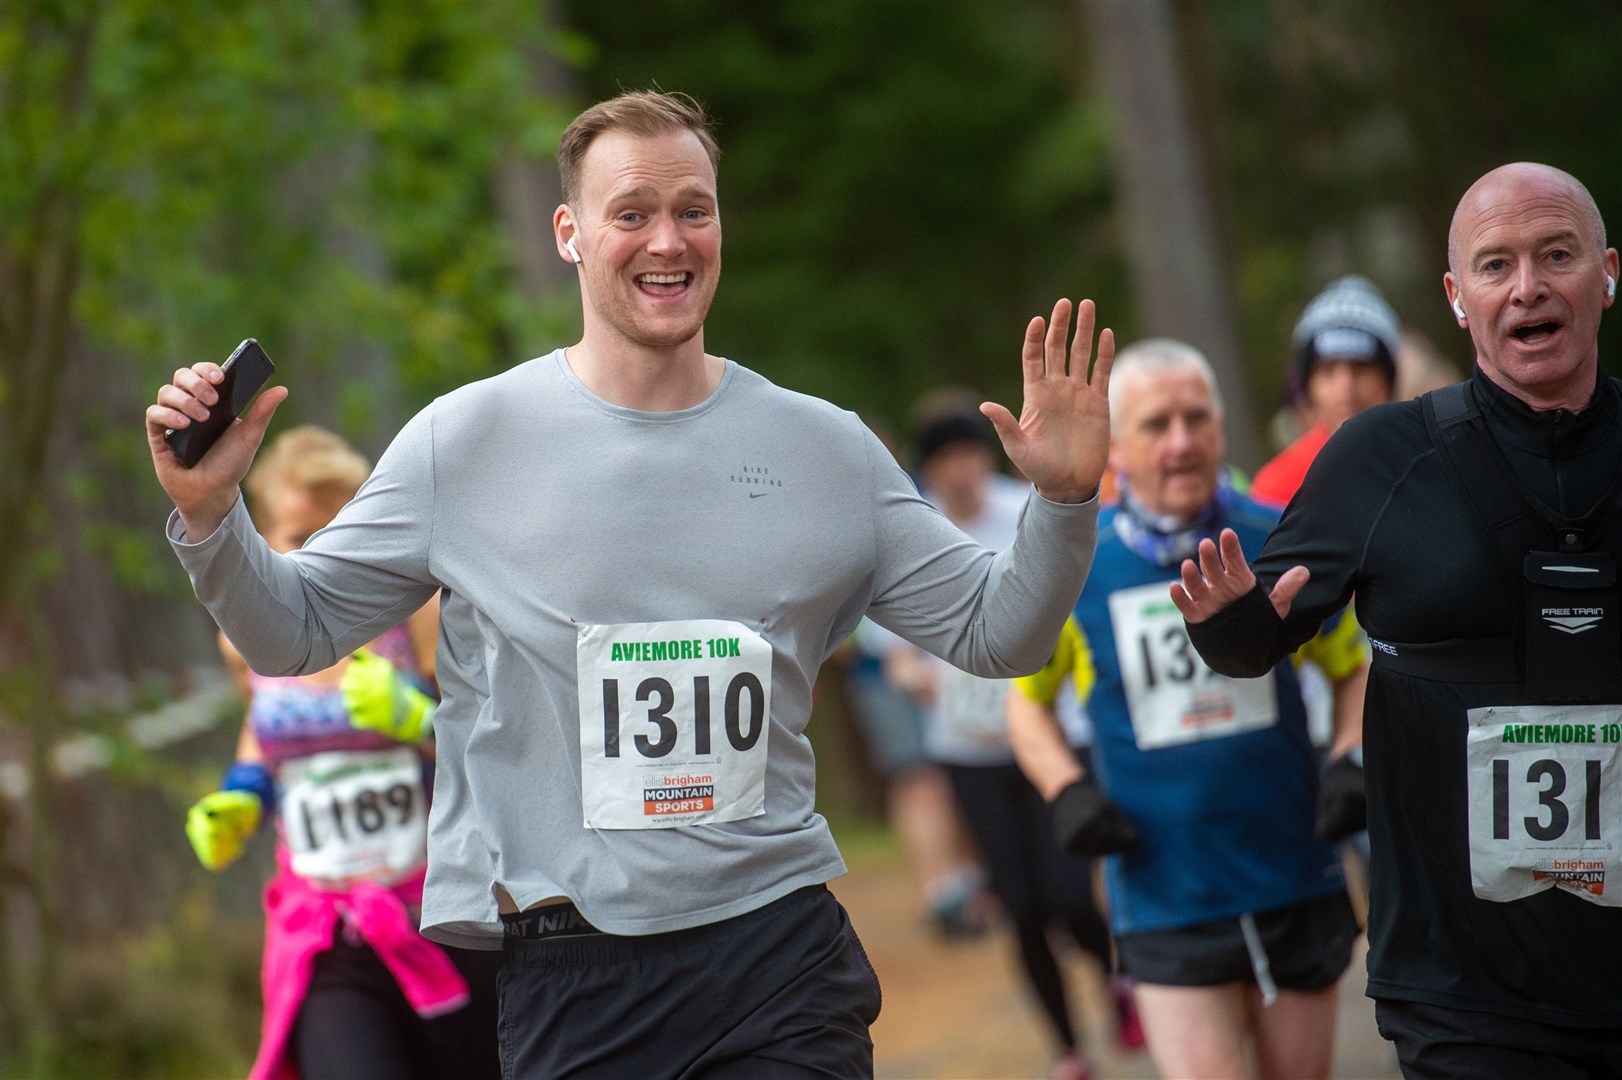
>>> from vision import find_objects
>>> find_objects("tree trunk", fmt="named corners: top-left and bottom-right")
top-left (1080, 0), bottom-right (1263, 468)
top-left (493, 0), bottom-right (576, 306)
top-left (0, 7), bottom-right (99, 1063)
top-left (278, 0), bottom-right (407, 456)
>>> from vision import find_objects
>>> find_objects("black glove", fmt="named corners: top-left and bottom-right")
top-left (1315, 752), bottom-right (1367, 844)
top-left (1050, 777), bottom-right (1141, 856)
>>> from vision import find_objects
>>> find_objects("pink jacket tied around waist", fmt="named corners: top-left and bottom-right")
top-left (250, 850), bottom-right (469, 1080)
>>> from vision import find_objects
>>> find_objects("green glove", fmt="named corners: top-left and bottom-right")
top-left (185, 789), bottom-right (263, 871)
top-left (342, 648), bottom-right (435, 742)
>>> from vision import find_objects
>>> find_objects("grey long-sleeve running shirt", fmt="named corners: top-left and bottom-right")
top-left (169, 352), bottom-right (1099, 946)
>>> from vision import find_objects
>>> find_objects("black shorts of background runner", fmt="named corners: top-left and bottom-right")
top-left (498, 883), bottom-right (881, 1079)
top-left (291, 935), bottom-right (503, 1080)
top-left (943, 757), bottom-right (1111, 1051)
top-left (1376, 998), bottom-right (1622, 1080)
top-left (1115, 891), bottom-right (1356, 990)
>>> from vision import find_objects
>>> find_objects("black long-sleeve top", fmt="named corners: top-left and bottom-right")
top-left (1188, 364), bottom-right (1622, 1027)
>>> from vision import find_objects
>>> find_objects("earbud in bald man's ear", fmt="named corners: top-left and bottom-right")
top-left (1607, 275), bottom-right (1615, 299)
top-left (1452, 297), bottom-right (1466, 320)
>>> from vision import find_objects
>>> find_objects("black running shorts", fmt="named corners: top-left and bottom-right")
top-left (497, 884), bottom-right (882, 1079)
top-left (1375, 998), bottom-right (1622, 1080)
top-left (1115, 891), bottom-right (1357, 991)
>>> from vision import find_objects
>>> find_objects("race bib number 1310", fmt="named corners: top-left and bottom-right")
top-left (577, 619), bottom-right (772, 830)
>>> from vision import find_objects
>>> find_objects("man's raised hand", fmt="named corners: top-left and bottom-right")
top-left (145, 361), bottom-right (287, 540)
top-left (1169, 528), bottom-right (1311, 624)
top-left (981, 298), bottom-right (1113, 504)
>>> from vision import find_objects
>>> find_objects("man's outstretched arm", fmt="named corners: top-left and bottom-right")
top-left (151, 359), bottom-right (437, 677)
top-left (870, 297), bottom-right (1111, 677)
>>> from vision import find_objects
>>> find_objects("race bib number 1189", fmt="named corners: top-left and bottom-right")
top-left (577, 619), bottom-right (772, 830)
top-left (279, 747), bottom-right (428, 886)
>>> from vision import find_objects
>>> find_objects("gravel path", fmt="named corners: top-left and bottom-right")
top-left (829, 844), bottom-right (1402, 1080)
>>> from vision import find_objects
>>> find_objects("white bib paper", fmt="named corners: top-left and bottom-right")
top-left (577, 619), bottom-right (772, 830)
top-left (1466, 705), bottom-right (1622, 907)
top-left (934, 665), bottom-right (1012, 749)
top-left (279, 747), bottom-right (428, 886)
top-left (1109, 582), bottom-right (1278, 750)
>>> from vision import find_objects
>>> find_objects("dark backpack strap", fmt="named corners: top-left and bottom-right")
top-left (1427, 380), bottom-right (1474, 426)
top-left (1420, 383), bottom-right (1557, 594)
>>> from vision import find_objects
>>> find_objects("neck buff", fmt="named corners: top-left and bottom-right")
top-left (1114, 473), bottom-right (1232, 567)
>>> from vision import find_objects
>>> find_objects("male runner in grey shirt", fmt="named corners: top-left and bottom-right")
top-left (146, 91), bottom-right (1113, 1077)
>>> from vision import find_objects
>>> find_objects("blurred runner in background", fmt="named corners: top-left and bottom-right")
top-left (1253, 275), bottom-right (1400, 509)
top-left (841, 615), bottom-right (991, 938)
top-left (837, 419), bottom-right (991, 939)
top-left (884, 396), bottom-right (1139, 1080)
top-left (1255, 276), bottom-right (1399, 858)
top-left (183, 426), bottom-right (500, 1080)
top-left (1011, 340), bottom-right (1365, 1080)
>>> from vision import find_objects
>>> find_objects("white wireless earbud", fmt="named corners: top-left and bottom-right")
top-left (1607, 275), bottom-right (1616, 299)
top-left (565, 236), bottom-right (582, 265)
top-left (1452, 296), bottom-right (1466, 320)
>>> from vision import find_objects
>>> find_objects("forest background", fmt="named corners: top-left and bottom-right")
top-left (3, 0), bottom-right (1619, 1075)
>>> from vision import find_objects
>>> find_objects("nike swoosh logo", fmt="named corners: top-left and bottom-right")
top-left (749, 492), bottom-right (770, 499)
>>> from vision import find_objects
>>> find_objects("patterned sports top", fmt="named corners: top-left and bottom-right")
top-left (247, 624), bottom-right (430, 768)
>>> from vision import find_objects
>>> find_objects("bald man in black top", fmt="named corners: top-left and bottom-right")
top-left (1173, 164), bottom-right (1622, 1078)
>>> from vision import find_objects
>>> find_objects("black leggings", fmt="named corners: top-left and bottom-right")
top-left (943, 759), bottom-right (1111, 1051)
top-left (291, 934), bottom-right (504, 1080)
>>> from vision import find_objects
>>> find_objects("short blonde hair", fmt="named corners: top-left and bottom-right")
top-left (557, 90), bottom-right (720, 206)
top-left (245, 425), bottom-right (370, 526)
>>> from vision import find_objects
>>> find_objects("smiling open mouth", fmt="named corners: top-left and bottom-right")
top-left (637, 272), bottom-right (691, 296)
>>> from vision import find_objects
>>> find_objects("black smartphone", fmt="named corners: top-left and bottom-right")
top-left (164, 339), bottom-right (277, 468)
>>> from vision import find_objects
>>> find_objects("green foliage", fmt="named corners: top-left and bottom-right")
top-left (1, 0), bottom-right (583, 646)
top-left (23, 894), bottom-right (262, 1080)
top-left (49, 0), bottom-right (573, 409)
top-left (566, 0), bottom-right (1622, 444)
top-left (1189, 0), bottom-right (1622, 402)
top-left (0, 1), bottom-right (576, 1072)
